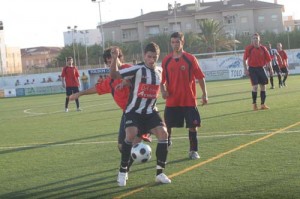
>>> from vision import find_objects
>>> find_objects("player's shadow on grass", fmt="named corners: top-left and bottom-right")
top-left (0, 133), bottom-right (116, 155)
top-left (0, 166), bottom-right (158, 198)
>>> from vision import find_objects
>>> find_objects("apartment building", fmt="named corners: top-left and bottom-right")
top-left (6, 47), bottom-right (22, 74)
top-left (21, 47), bottom-right (62, 72)
top-left (102, 0), bottom-right (285, 44)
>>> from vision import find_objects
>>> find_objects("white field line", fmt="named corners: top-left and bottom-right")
top-left (22, 81), bottom-right (248, 116)
top-left (23, 102), bottom-right (116, 116)
top-left (0, 130), bottom-right (299, 150)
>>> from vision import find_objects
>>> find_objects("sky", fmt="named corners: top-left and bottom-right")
top-left (0, 0), bottom-right (298, 48)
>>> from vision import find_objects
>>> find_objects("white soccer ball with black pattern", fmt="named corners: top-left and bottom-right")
top-left (131, 142), bottom-right (152, 163)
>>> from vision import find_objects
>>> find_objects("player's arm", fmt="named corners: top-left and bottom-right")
top-left (61, 77), bottom-right (66, 88)
top-left (115, 79), bottom-right (131, 90)
top-left (110, 47), bottom-right (122, 79)
top-left (69, 87), bottom-right (97, 101)
top-left (198, 78), bottom-right (208, 106)
top-left (243, 50), bottom-right (249, 76)
top-left (160, 83), bottom-right (169, 99)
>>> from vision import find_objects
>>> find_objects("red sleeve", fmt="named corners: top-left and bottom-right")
top-left (61, 67), bottom-right (66, 77)
top-left (191, 54), bottom-right (205, 79)
top-left (161, 54), bottom-right (172, 84)
top-left (95, 77), bottom-right (112, 95)
top-left (243, 45), bottom-right (251, 61)
top-left (74, 67), bottom-right (80, 78)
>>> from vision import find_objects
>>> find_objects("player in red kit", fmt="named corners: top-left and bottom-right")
top-left (277, 42), bottom-right (289, 87)
top-left (61, 57), bottom-right (81, 112)
top-left (243, 33), bottom-right (273, 111)
top-left (69, 47), bottom-right (151, 153)
top-left (160, 32), bottom-right (208, 160)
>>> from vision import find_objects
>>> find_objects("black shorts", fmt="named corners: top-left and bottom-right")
top-left (271, 64), bottom-right (281, 74)
top-left (66, 87), bottom-right (79, 96)
top-left (280, 67), bottom-right (288, 74)
top-left (124, 111), bottom-right (165, 136)
top-left (164, 106), bottom-right (201, 128)
top-left (248, 67), bottom-right (268, 86)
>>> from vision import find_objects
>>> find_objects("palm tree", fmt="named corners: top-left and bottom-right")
top-left (197, 19), bottom-right (238, 54)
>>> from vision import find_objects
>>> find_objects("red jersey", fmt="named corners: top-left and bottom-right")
top-left (243, 45), bottom-right (271, 67)
top-left (61, 66), bottom-right (80, 87)
top-left (95, 64), bottom-right (131, 111)
top-left (277, 50), bottom-right (288, 68)
top-left (161, 51), bottom-right (205, 107)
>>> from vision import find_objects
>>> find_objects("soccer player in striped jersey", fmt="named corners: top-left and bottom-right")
top-left (110, 42), bottom-right (171, 186)
top-left (69, 47), bottom-right (151, 156)
top-left (160, 32), bottom-right (208, 160)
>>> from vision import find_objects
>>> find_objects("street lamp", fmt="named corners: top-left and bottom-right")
top-left (92, 0), bottom-right (105, 52)
top-left (286, 27), bottom-right (290, 49)
top-left (168, 1), bottom-right (181, 32)
top-left (80, 30), bottom-right (89, 66)
top-left (67, 25), bottom-right (77, 66)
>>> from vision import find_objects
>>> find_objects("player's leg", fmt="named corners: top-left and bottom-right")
top-left (164, 107), bottom-right (184, 147)
top-left (185, 107), bottom-right (201, 160)
top-left (249, 67), bottom-right (259, 110)
top-left (117, 112), bottom-right (138, 186)
top-left (151, 121), bottom-right (171, 184)
top-left (73, 87), bottom-right (81, 110)
top-left (65, 87), bottom-right (72, 112)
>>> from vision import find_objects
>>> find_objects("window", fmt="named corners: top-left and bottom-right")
top-left (242, 31), bottom-right (250, 36)
top-left (271, 15), bottom-right (278, 21)
top-left (171, 23), bottom-right (181, 31)
top-left (185, 23), bottom-right (192, 30)
top-left (224, 15), bottom-right (236, 24)
top-left (240, 17), bottom-right (248, 23)
top-left (147, 26), bottom-right (160, 36)
top-left (258, 16), bottom-right (265, 23)
top-left (273, 28), bottom-right (279, 34)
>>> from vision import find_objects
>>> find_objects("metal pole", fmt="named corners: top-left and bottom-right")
top-left (97, 1), bottom-right (105, 52)
top-left (287, 30), bottom-right (290, 49)
top-left (68, 26), bottom-right (77, 66)
top-left (84, 31), bottom-right (88, 66)
top-left (174, 1), bottom-right (177, 31)
top-left (72, 31), bottom-right (77, 66)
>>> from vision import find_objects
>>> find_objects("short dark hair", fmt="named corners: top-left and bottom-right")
top-left (102, 47), bottom-right (124, 64)
top-left (170, 31), bottom-right (184, 41)
top-left (67, 56), bottom-right (73, 60)
top-left (252, 33), bottom-right (260, 38)
top-left (144, 42), bottom-right (160, 55)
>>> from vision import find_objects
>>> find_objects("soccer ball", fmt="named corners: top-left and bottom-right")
top-left (131, 142), bottom-right (152, 163)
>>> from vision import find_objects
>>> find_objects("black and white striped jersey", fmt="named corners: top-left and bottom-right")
top-left (119, 64), bottom-right (162, 114)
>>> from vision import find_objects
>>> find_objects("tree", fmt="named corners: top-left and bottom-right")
top-left (197, 19), bottom-right (238, 54)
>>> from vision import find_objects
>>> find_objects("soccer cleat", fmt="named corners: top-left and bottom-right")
top-left (77, 108), bottom-right (82, 111)
top-left (282, 82), bottom-right (286, 87)
top-left (65, 108), bottom-right (69, 112)
top-left (260, 104), bottom-right (270, 110)
top-left (253, 104), bottom-right (258, 111)
top-left (117, 172), bottom-right (128, 186)
top-left (155, 173), bottom-right (171, 184)
top-left (141, 134), bottom-right (152, 143)
top-left (189, 151), bottom-right (200, 160)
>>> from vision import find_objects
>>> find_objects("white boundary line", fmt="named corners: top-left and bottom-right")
top-left (0, 130), bottom-right (299, 150)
